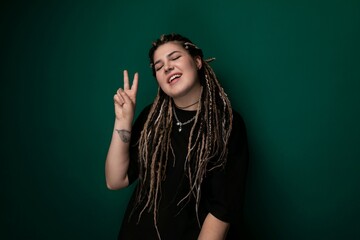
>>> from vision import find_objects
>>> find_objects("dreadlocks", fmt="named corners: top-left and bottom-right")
top-left (134, 33), bottom-right (233, 238)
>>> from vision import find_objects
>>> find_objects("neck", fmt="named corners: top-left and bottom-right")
top-left (174, 100), bottom-right (199, 110)
top-left (173, 86), bottom-right (202, 111)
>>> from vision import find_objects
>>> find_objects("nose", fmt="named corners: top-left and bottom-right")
top-left (164, 62), bottom-right (174, 74)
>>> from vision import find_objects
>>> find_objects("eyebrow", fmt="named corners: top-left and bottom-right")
top-left (153, 51), bottom-right (181, 66)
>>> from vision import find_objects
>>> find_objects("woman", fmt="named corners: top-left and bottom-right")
top-left (105, 33), bottom-right (249, 240)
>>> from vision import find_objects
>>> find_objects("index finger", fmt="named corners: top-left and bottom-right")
top-left (123, 70), bottom-right (130, 90)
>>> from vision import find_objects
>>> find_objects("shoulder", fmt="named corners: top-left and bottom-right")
top-left (227, 108), bottom-right (248, 157)
top-left (131, 104), bottom-right (153, 135)
top-left (225, 109), bottom-right (249, 177)
top-left (134, 103), bottom-right (152, 124)
top-left (138, 103), bottom-right (153, 118)
top-left (230, 109), bottom-right (247, 138)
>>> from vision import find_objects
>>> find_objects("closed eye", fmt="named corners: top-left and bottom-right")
top-left (155, 64), bottom-right (163, 71)
top-left (154, 52), bottom-right (182, 71)
top-left (171, 55), bottom-right (181, 61)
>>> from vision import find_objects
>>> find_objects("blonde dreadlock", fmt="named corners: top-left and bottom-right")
top-left (134, 33), bottom-right (233, 238)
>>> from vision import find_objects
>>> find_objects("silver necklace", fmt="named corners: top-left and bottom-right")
top-left (173, 108), bottom-right (196, 132)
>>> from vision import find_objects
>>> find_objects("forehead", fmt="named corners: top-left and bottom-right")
top-left (153, 42), bottom-right (186, 60)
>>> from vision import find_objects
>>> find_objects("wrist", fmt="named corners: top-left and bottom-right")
top-left (114, 119), bottom-right (132, 131)
top-left (114, 129), bottom-right (131, 143)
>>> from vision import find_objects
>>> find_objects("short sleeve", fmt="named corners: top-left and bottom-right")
top-left (203, 110), bottom-right (249, 223)
top-left (127, 105), bottom-right (152, 185)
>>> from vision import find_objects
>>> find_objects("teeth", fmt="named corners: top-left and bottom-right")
top-left (169, 74), bottom-right (181, 82)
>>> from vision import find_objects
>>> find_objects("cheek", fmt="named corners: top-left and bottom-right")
top-left (184, 60), bottom-right (198, 72)
top-left (185, 63), bottom-right (198, 77)
top-left (155, 72), bottom-right (162, 82)
top-left (155, 75), bottom-right (166, 88)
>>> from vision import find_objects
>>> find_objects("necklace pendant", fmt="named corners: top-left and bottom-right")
top-left (173, 108), bottom-right (195, 133)
top-left (178, 122), bottom-right (182, 132)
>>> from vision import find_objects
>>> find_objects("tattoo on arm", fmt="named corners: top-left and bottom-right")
top-left (115, 129), bottom-right (131, 143)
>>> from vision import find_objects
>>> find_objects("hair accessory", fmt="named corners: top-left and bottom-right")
top-left (184, 42), bottom-right (200, 50)
top-left (205, 57), bottom-right (216, 62)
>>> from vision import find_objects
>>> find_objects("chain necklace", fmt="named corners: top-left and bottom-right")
top-left (173, 108), bottom-right (196, 132)
top-left (174, 100), bottom-right (199, 110)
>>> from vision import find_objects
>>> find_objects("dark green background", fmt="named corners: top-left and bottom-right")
top-left (2, 0), bottom-right (359, 239)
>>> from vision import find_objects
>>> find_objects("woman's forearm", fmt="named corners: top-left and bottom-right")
top-left (105, 120), bottom-right (132, 190)
top-left (198, 213), bottom-right (230, 240)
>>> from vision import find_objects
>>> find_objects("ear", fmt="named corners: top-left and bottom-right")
top-left (195, 56), bottom-right (202, 70)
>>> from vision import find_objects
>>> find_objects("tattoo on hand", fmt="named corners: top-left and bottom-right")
top-left (115, 129), bottom-right (131, 143)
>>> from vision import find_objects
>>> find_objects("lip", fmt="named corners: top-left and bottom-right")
top-left (167, 73), bottom-right (182, 83)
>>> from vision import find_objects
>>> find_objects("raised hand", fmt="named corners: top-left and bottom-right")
top-left (113, 70), bottom-right (139, 124)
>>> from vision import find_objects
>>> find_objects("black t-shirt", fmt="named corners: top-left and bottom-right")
top-left (118, 105), bottom-right (249, 240)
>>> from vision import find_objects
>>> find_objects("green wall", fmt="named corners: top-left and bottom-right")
top-left (2, 0), bottom-right (359, 239)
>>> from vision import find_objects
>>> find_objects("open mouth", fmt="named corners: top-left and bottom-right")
top-left (168, 74), bottom-right (182, 83)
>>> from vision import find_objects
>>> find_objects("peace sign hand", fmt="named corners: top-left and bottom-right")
top-left (113, 70), bottom-right (139, 125)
